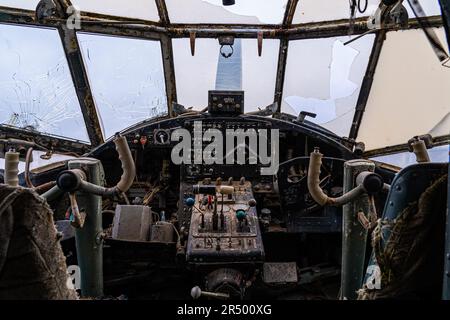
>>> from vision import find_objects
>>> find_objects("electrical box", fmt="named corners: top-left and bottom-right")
top-left (208, 90), bottom-right (244, 115)
top-left (112, 205), bottom-right (152, 242)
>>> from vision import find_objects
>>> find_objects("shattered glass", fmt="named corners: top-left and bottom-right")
top-left (166, 0), bottom-right (288, 24)
top-left (372, 145), bottom-right (449, 168)
top-left (172, 38), bottom-right (279, 112)
top-left (71, 0), bottom-right (160, 21)
top-left (358, 28), bottom-right (450, 150)
top-left (293, 0), bottom-right (442, 24)
top-left (282, 34), bottom-right (375, 137)
top-left (0, 24), bottom-right (90, 142)
top-left (78, 33), bottom-right (168, 139)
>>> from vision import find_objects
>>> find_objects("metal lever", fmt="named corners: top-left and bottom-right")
top-left (191, 286), bottom-right (230, 300)
top-left (296, 111), bottom-right (317, 124)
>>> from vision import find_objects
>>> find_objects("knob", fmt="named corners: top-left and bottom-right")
top-left (356, 172), bottom-right (384, 195)
top-left (236, 209), bottom-right (247, 221)
top-left (248, 199), bottom-right (257, 207)
top-left (190, 286), bottom-right (230, 300)
top-left (56, 170), bottom-right (81, 192)
top-left (185, 197), bottom-right (195, 207)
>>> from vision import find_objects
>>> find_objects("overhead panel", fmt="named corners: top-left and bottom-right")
top-left (282, 34), bottom-right (375, 137)
top-left (0, 24), bottom-right (90, 143)
top-left (78, 33), bottom-right (168, 139)
top-left (357, 28), bottom-right (450, 150)
top-left (165, 0), bottom-right (288, 24)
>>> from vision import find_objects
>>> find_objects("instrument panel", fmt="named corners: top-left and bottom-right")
top-left (185, 180), bottom-right (264, 264)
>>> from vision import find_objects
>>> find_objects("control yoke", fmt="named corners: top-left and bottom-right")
top-left (42, 134), bottom-right (135, 201)
top-left (307, 147), bottom-right (388, 206)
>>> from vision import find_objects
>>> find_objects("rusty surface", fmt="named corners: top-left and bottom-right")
top-left (155, 0), bottom-right (170, 26)
top-left (282, 0), bottom-right (299, 27)
top-left (349, 30), bottom-right (387, 140)
top-left (160, 34), bottom-right (177, 117)
top-left (58, 25), bottom-right (104, 146)
top-left (273, 39), bottom-right (289, 112)
top-left (0, 125), bottom-right (90, 155)
top-left (363, 135), bottom-right (450, 158)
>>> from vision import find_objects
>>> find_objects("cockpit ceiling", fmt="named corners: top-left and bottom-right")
top-left (0, 0), bottom-right (449, 154)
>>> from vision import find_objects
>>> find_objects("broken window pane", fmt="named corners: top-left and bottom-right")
top-left (358, 28), bottom-right (450, 150)
top-left (405, 0), bottom-right (442, 17)
top-left (166, 0), bottom-right (288, 24)
top-left (0, 24), bottom-right (90, 142)
top-left (0, 150), bottom-right (75, 175)
top-left (71, 0), bottom-right (160, 21)
top-left (282, 34), bottom-right (375, 137)
top-left (172, 38), bottom-right (279, 112)
top-left (293, 0), bottom-right (441, 24)
top-left (371, 145), bottom-right (449, 168)
top-left (78, 33), bottom-right (168, 139)
top-left (0, 0), bottom-right (40, 10)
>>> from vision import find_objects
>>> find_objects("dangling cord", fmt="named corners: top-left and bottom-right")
top-left (357, 0), bottom-right (368, 14)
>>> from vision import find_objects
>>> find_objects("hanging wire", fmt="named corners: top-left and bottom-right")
top-left (350, 0), bottom-right (368, 14)
top-left (358, 0), bottom-right (368, 13)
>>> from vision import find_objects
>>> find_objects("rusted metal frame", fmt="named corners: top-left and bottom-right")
top-left (68, 11), bottom-right (163, 27)
top-left (282, 0), bottom-right (299, 27)
top-left (272, 0), bottom-right (298, 113)
top-left (155, 0), bottom-right (170, 26)
top-left (0, 6), bottom-right (443, 40)
top-left (168, 24), bottom-right (283, 38)
top-left (54, 1), bottom-right (104, 146)
top-left (363, 135), bottom-right (450, 158)
top-left (0, 125), bottom-right (91, 155)
top-left (287, 15), bottom-right (443, 40)
top-left (160, 34), bottom-right (177, 117)
top-left (155, 0), bottom-right (175, 117)
top-left (75, 23), bottom-right (163, 40)
top-left (349, 30), bottom-right (386, 140)
top-left (0, 6), bottom-right (166, 37)
top-left (273, 38), bottom-right (289, 112)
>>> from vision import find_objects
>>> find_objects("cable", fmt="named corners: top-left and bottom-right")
top-left (358, 0), bottom-right (368, 13)
top-left (24, 147), bottom-right (35, 189)
top-left (349, 0), bottom-right (368, 14)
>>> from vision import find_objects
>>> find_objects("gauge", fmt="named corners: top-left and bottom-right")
top-left (153, 129), bottom-right (171, 145)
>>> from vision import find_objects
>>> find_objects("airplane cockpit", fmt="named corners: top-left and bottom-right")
top-left (0, 0), bottom-right (449, 302)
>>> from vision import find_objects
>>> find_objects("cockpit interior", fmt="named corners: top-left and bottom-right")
top-left (0, 0), bottom-right (449, 302)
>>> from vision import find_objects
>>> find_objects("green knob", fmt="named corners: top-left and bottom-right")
top-left (236, 209), bottom-right (247, 221)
